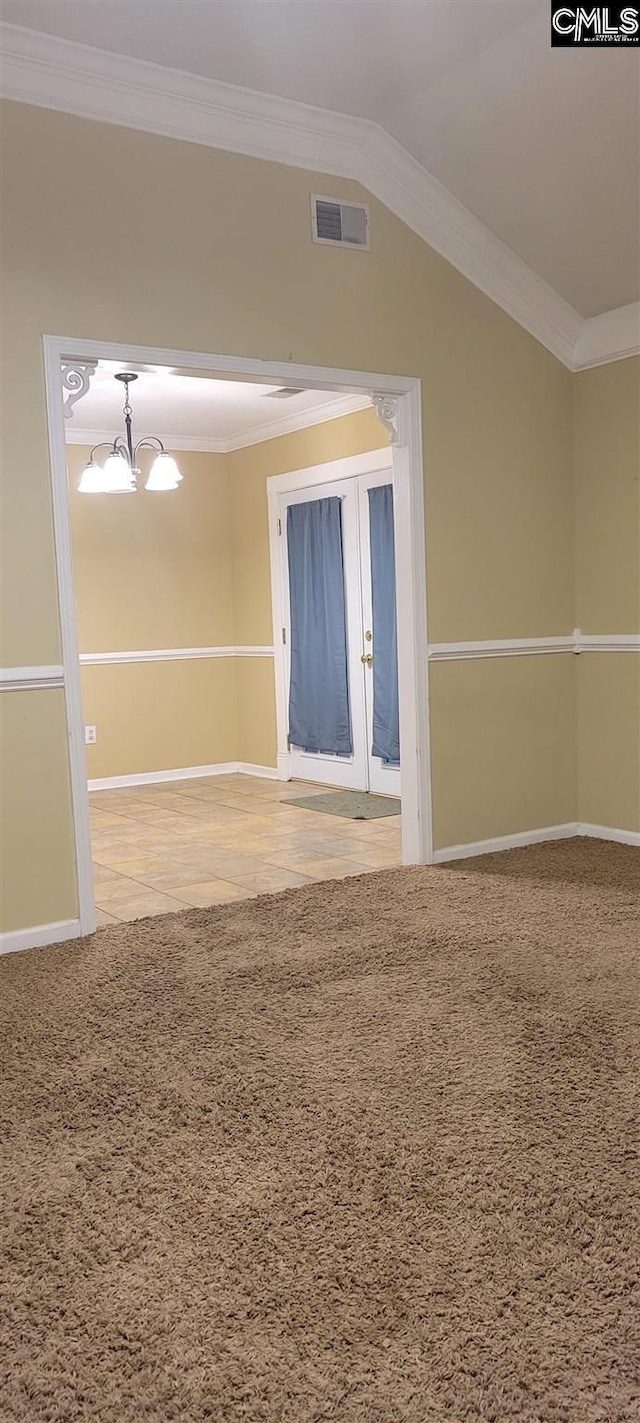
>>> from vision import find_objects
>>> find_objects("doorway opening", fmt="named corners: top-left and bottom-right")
top-left (44, 337), bottom-right (432, 938)
top-left (269, 449), bottom-right (400, 799)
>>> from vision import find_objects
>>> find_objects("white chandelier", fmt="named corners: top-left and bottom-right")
top-left (78, 372), bottom-right (183, 493)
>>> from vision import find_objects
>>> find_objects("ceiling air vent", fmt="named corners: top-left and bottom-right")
top-left (311, 194), bottom-right (370, 250)
top-left (263, 387), bottom-right (305, 399)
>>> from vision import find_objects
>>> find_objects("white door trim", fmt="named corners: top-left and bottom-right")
top-left (393, 393), bottom-right (431, 865)
top-left (357, 465), bottom-right (402, 798)
top-left (267, 440), bottom-right (430, 862)
top-left (43, 340), bottom-right (97, 938)
top-left (43, 338), bottom-right (431, 939)
top-left (268, 447), bottom-right (393, 494)
top-left (272, 473), bottom-right (370, 792)
top-left (268, 451), bottom-right (394, 792)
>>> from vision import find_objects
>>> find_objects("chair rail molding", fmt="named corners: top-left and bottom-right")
top-left (575, 631), bottom-right (640, 654)
top-left (0, 664), bottom-right (65, 691)
top-left (78, 646), bottom-right (275, 665)
top-left (2, 23), bottom-right (638, 371)
top-left (4, 632), bottom-right (635, 686)
top-left (427, 636), bottom-right (575, 662)
top-left (428, 630), bottom-right (640, 661)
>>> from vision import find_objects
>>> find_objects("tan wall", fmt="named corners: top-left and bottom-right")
top-left (68, 447), bottom-right (234, 650)
top-left (1, 691), bottom-right (78, 932)
top-left (574, 358), bottom-right (639, 634)
top-left (576, 655), bottom-right (640, 832)
top-left (68, 444), bottom-right (237, 780)
top-left (235, 659), bottom-right (279, 770)
top-left (1, 100), bottom-right (580, 930)
top-left (574, 359), bottom-right (640, 832)
top-left (430, 655), bottom-right (577, 848)
top-left (80, 660), bottom-right (239, 780)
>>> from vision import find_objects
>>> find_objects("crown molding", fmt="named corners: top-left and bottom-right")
top-left (573, 302), bottom-right (640, 371)
top-left (65, 428), bottom-right (229, 453)
top-left (2, 24), bottom-right (637, 372)
top-left (64, 392), bottom-right (372, 452)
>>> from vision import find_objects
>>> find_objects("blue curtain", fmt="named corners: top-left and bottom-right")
top-left (368, 484), bottom-right (400, 763)
top-left (287, 497), bottom-right (353, 756)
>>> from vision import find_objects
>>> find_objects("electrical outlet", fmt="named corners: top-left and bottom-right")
top-left (85, 725), bottom-right (97, 745)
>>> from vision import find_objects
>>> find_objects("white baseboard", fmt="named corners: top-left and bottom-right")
top-left (433, 823), bottom-right (579, 864)
top-left (87, 762), bottom-right (279, 791)
top-left (88, 762), bottom-right (240, 790)
top-left (237, 763), bottom-right (279, 780)
top-left (579, 823), bottom-right (640, 847)
top-left (0, 918), bottom-right (82, 956)
top-left (434, 820), bottom-right (640, 863)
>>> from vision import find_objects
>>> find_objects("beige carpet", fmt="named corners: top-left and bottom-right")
top-left (1, 839), bottom-right (639, 1423)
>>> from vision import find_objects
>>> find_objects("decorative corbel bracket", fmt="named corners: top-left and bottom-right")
top-left (61, 360), bottom-right (98, 419)
top-left (371, 393), bottom-right (399, 445)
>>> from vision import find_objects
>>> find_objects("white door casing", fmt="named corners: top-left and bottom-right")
top-left (267, 446), bottom-right (403, 796)
top-left (274, 463), bottom-right (401, 796)
top-left (277, 477), bottom-right (369, 791)
top-left (41, 338), bottom-right (432, 948)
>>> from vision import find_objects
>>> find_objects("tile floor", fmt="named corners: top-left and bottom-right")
top-left (90, 774), bottom-right (402, 924)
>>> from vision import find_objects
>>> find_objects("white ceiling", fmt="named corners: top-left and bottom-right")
top-left (64, 362), bottom-right (369, 451)
top-left (3, 0), bottom-right (639, 317)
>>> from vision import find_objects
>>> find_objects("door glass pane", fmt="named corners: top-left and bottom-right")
top-left (287, 497), bottom-right (353, 756)
top-left (368, 484), bottom-right (400, 764)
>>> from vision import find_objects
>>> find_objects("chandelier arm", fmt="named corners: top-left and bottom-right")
top-left (89, 440), bottom-right (122, 462)
top-left (134, 437), bottom-right (166, 458)
top-left (113, 437), bottom-right (133, 465)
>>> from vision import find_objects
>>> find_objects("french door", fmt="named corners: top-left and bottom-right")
top-left (276, 463), bottom-right (401, 797)
top-left (357, 469), bottom-right (401, 796)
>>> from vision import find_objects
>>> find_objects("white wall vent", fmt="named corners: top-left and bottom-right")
top-left (311, 194), bottom-right (370, 250)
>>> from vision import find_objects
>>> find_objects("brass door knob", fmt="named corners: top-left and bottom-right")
top-left (360, 652), bottom-right (373, 665)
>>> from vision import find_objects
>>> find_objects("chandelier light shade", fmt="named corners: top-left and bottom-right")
top-left (78, 372), bottom-right (183, 494)
top-left (145, 453), bottom-right (183, 491)
top-left (102, 450), bottom-right (137, 494)
top-left (77, 460), bottom-right (106, 494)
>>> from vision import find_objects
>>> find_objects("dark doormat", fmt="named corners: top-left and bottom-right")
top-left (284, 790), bottom-right (401, 819)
